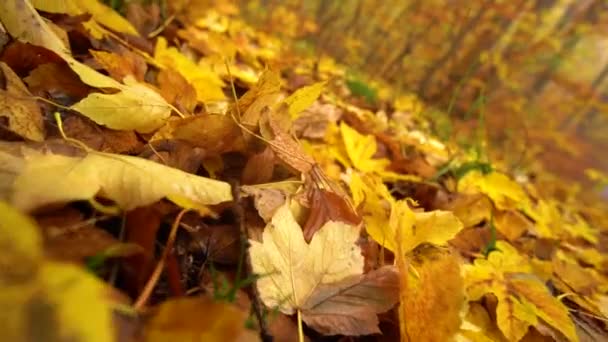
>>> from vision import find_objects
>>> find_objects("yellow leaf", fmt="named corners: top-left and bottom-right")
top-left (463, 241), bottom-right (578, 342)
top-left (71, 76), bottom-right (172, 133)
top-left (0, 202), bottom-right (114, 342)
top-left (348, 173), bottom-right (392, 247)
top-left (3, 148), bottom-right (232, 212)
top-left (32, 0), bottom-right (139, 36)
top-left (144, 296), bottom-right (258, 342)
top-left (284, 81), bottom-right (326, 119)
top-left (387, 200), bottom-right (463, 253)
top-left (459, 171), bottom-right (529, 210)
top-left (154, 37), bottom-right (225, 103)
top-left (0, 62), bottom-right (45, 141)
top-left (0, 0), bottom-right (172, 133)
top-left (400, 248), bottom-right (464, 342)
top-left (340, 122), bottom-right (389, 173)
top-left (249, 202), bottom-right (364, 314)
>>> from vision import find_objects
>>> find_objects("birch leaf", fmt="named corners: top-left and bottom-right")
top-left (2, 148), bottom-right (232, 212)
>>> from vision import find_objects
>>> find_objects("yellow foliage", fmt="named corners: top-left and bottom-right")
top-left (459, 171), bottom-right (529, 210)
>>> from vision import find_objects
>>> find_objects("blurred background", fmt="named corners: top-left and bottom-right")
top-left (109, 0), bottom-right (608, 196)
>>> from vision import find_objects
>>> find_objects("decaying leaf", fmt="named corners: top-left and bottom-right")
top-left (0, 62), bottom-right (44, 141)
top-left (1, 146), bottom-right (232, 211)
top-left (302, 186), bottom-right (361, 242)
top-left (301, 265), bottom-right (399, 335)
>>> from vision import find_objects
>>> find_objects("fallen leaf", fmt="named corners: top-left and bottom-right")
top-left (464, 241), bottom-right (578, 342)
top-left (301, 266), bottom-right (400, 335)
top-left (157, 69), bottom-right (198, 115)
top-left (302, 186), bottom-right (361, 242)
top-left (241, 185), bottom-right (287, 222)
top-left (0, 62), bottom-right (44, 141)
top-left (0, 0), bottom-right (172, 133)
top-left (249, 202), bottom-right (364, 314)
top-left (0, 201), bottom-right (115, 342)
top-left (340, 122), bottom-right (390, 173)
top-left (143, 296), bottom-right (258, 342)
top-left (62, 115), bottom-right (142, 154)
top-left (154, 37), bottom-right (225, 103)
top-left (31, 0), bottom-right (140, 36)
top-left (459, 171), bottom-right (529, 211)
top-left (241, 147), bottom-right (275, 184)
top-left (24, 62), bottom-right (92, 99)
top-left (494, 210), bottom-right (533, 242)
top-left (284, 81), bottom-right (326, 119)
top-left (401, 248), bottom-right (464, 342)
top-left (90, 49), bottom-right (147, 82)
top-left (1, 146), bottom-right (233, 212)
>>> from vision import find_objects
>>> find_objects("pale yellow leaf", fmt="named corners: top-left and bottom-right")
top-left (71, 76), bottom-right (172, 133)
top-left (3, 149), bottom-right (232, 212)
top-left (249, 202), bottom-right (364, 314)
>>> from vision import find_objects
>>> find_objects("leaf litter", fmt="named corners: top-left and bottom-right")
top-left (0, 1), bottom-right (606, 342)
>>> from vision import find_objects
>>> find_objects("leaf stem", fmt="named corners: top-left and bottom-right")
top-left (297, 309), bottom-right (304, 342)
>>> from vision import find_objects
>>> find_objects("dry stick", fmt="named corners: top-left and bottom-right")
top-left (134, 208), bottom-right (190, 310)
top-left (231, 180), bottom-right (272, 341)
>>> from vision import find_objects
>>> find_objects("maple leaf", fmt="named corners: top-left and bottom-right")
top-left (458, 170), bottom-right (529, 210)
top-left (0, 147), bottom-right (232, 212)
top-left (249, 202), bottom-right (398, 336)
top-left (463, 241), bottom-right (578, 342)
top-left (285, 81), bottom-right (327, 119)
top-left (339, 122), bottom-right (390, 173)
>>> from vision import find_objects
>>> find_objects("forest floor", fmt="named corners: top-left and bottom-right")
top-left (0, 1), bottom-right (607, 342)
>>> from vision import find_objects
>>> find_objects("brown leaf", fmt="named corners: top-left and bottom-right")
top-left (186, 223), bottom-right (241, 265)
top-left (138, 139), bottom-right (206, 174)
top-left (241, 147), bottom-right (275, 184)
top-left (0, 41), bottom-right (63, 76)
top-left (62, 115), bottom-right (142, 154)
top-left (125, 2), bottom-right (161, 36)
top-left (90, 50), bottom-right (147, 82)
top-left (0, 62), bottom-right (45, 141)
top-left (152, 114), bottom-right (245, 155)
top-left (401, 247), bottom-right (464, 342)
top-left (157, 69), bottom-right (197, 115)
top-left (301, 265), bottom-right (400, 336)
top-left (494, 209), bottom-right (533, 242)
top-left (293, 102), bottom-right (342, 139)
top-left (302, 186), bottom-right (362, 242)
top-left (260, 108), bottom-right (315, 174)
top-left (24, 62), bottom-right (91, 99)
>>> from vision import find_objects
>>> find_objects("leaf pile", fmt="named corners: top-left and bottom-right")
top-left (0, 1), bottom-right (607, 341)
